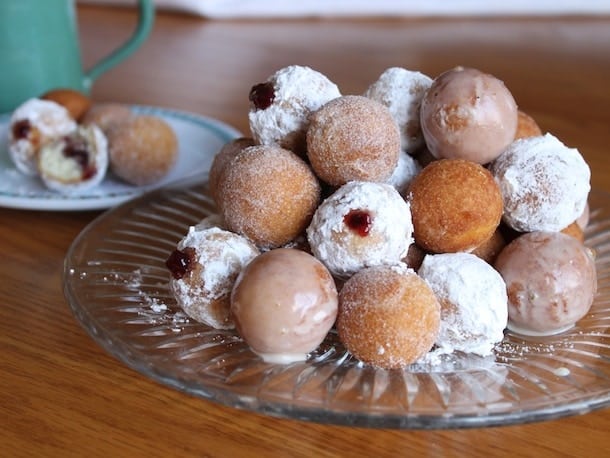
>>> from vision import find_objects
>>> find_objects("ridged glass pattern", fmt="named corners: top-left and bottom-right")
top-left (64, 183), bottom-right (610, 429)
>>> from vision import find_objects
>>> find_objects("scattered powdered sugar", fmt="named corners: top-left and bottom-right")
top-left (490, 133), bottom-right (590, 232)
top-left (306, 181), bottom-right (413, 277)
top-left (419, 252), bottom-right (508, 356)
top-left (248, 65), bottom-right (341, 151)
top-left (364, 67), bottom-right (433, 152)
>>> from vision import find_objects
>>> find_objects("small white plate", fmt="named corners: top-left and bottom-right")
top-left (0, 105), bottom-right (241, 211)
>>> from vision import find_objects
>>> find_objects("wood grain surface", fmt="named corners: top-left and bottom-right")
top-left (2, 6), bottom-right (610, 457)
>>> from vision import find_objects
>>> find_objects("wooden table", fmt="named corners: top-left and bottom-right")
top-left (2, 6), bottom-right (610, 457)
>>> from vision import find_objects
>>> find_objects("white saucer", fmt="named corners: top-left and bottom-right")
top-left (0, 105), bottom-right (241, 211)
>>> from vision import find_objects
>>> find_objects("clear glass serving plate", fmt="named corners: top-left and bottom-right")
top-left (63, 182), bottom-right (610, 429)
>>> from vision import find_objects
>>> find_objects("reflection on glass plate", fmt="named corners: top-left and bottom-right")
top-left (0, 106), bottom-right (240, 211)
top-left (63, 184), bottom-right (610, 429)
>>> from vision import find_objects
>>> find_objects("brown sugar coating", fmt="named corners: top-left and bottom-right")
top-left (306, 95), bottom-right (400, 186)
top-left (208, 137), bottom-right (255, 205)
top-left (514, 110), bottom-right (543, 140)
top-left (337, 265), bottom-right (440, 368)
top-left (41, 88), bottom-right (92, 122)
top-left (107, 115), bottom-right (178, 186)
top-left (231, 248), bottom-right (338, 363)
top-left (82, 103), bottom-right (134, 135)
top-left (408, 159), bottom-right (503, 253)
top-left (217, 145), bottom-right (321, 249)
top-left (420, 67), bottom-right (518, 164)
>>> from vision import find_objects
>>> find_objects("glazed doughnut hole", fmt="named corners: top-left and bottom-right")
top-left (420, 66), bottom-right (518, 164)
top-left (494, 231), bottom-right (597, 336)
top-left (231, 248), bottom-right (338, 364)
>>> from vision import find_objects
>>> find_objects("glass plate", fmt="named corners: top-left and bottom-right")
top-left (64, 183), bottom-right (610, 429)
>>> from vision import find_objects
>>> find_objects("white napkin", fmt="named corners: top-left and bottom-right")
top-left (79, 0), bottom-right (610, 18)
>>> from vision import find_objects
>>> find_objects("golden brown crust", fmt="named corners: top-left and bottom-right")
top-left (514, 110), bottom-right (543, 140)
top-left (208, 137), bottom-right (255, 206)
top-left (41, 88), bottom-right (92, 122)
top-left (408, 159), bottom-right (503, 253)
top-left (82, 103), bottom-right (134, 135)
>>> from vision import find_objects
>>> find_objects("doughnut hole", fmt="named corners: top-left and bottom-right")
top-left (307, 95), bottom-right (400, 186)
top-left (108, 115), bottom-right (178, 186)
top-left (420, 66), bottom-right (518, 164)
top-left (408, 159), bottom-right (503, 253)
top-left (337, 265), bottom-right (440, 369)
top-left (230, 248), bottom-right (338, 363)
top-left (208, 137), bottom-right (255, 205)
top-left (217, 145), bottom-right (321, 249)
top-left (494, 231), bottom-right (597, 336)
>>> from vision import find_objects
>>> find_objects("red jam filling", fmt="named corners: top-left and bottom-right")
top-left (12, 119), bottom-right (31, 140)
top-left (249, 82), bottom-right (275, 110)
top-left (166, 247), bottom-right (196, 280)
top-left (344, 210), bottom-right (373, 237)
top-left (63, 136), bottom-right (97, 180)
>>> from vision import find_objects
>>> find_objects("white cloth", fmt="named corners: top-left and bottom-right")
top-left (79, 0), bottom-right (610, 18)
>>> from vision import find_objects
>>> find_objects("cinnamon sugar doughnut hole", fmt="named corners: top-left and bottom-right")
top-left (409, 159), bottom-right (503, 253)
top-left (208, 137), bottom-right (255, 204)
top-left (217, 145), bottom-right (321, 249)
top-left (108, 115), bottom-right (178, 186)
top-left (307, 95), bottom-right (400, 186)
top-left (337, 265), bottom-right (441, 368)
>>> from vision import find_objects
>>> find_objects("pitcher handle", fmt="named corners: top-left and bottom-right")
top-left (83, 0), bottom-right (155, 91)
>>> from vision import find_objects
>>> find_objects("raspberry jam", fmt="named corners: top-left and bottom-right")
top-left (344, 210), bottom-right (373, 237)
top-left (12, 119), bottom-right (31, 140)
top-left (249, 82), bottom-right (275, 110)
top-left (166, 247), bottom-right (196, 280)
top-left (63, 136), bottom-right (97, 179)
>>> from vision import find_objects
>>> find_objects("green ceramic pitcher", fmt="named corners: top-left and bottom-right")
top-left (0, 0), bottom-right (155, 113)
